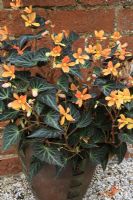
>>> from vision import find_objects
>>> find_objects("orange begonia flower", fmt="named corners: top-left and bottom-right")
top-left (58, 105), bottom-right (75, 125)
top-left (115, 48), bottom-right (131, 60)
top-left (101, 48), bottom-right (111, 58)
top-left (115, 42), bottom-right (132, 60)
top-left (118, 88), bottom-right (133, 104)
top-left (94, 30), bottom-right (106, 40)
top-left (105, 90), bottom-right (123, 109)
top-left (118, 114), bottom-right (133, 129)
top-left (0, 26), bottom-right (8, 41)
top-left (2, 64), bottom-right (15, 79)
top-left (106, 88), bottom-right (133, 110)
top-left (93, 44), bottom-right (102, 60)
top-left (56, 90), bottom-right (66, 102)
top-left (85, 45), bottom-right (96, 54)
top-left (24, 5), bottom-right (33, 14)
top-left (21, 13), bottom-right (40, 27)
top-left (102, 61), bottom-right (121, 77)
top-left (111, 32), bottom-right (121, 41)
top-left (118, 114), bottom-right (128, 129)
top-left (85, 44), bottom-right (110, 59)
top-left (8, 93), bottom-right (32, 115)
top-left (10, 0), bottom-right (22, 9)
top-left (93, 44), bottom-right (111, 60)
top-left (73, 48), bottom-right (89, 65)
top-left (75, 88), bottom-right (92, 107)
top-left (50, 46), bottom-right (62, 57)
top-left (126, 118), bottom-right (133, 129)
top-left (51, 33), bottom-right (65, 46)
top-left (55, 56), bottom-right (75, 73)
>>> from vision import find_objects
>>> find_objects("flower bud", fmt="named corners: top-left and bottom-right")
top-left (2, 82), bottom-right (11, 88)
top-left (41, 30), bottom-right (49, 37)
top-left (45, 52), bottom-right (50, 57)
top-left (27, 109), bottom-right (32, 117)
top-left (32, 88), bottom-right (38, 97)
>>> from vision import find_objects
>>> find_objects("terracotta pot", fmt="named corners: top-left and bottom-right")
top-left (21, 146), bottom-right (96, 200)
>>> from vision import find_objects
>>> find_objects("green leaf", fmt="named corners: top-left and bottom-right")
top-left (30, 77), bottom-right (54, 92)
top-left (0, 100), bottom-right (5, 113)
top-left (9, 52), bottom-right (37, 67)
top-left (90, 129), bottom-right (105, 143)
top-left (12, 79), bottom-right (29, 93)
top-left (44, 110), bottom-right (61, 130)
top-left (76, 111), bottom-right (92, 128)
top-left (0, 88), bottom-right (10, 100)
top-left (89, 145), bottom-right (109, 167)
top-left (115, 142), bottom-right (127, 164)
top-left (95, 110), bottom-right (112, 131)
top-left (102, 83), bottom-right (116, 96)
top-left (15, 71), bottom-right (31, 81)
top-left (35, 15), bottom-right (45, 27)
top-left (69, 66), bottom-right (82, 79)
top-left (110, 45), bottom-right (118, 56)
top-left (68, 32), bottom-right (79, 43)
top-left (126, 111), bottom-right (133, 118)
top-left (93, 67), bottom-right (101, 76)
top-left (28, 127), bottom-right (62, 138)
top-left (94, 78), bottom-right (107, 86)
top-left (3, 124), bottom-right (21, 150)
top-left (57, 74), bottom-right (69, 92)
top-left (82, 60), bottom-right (91, 69)
top-left (119, 133), bottom-right (133, 144)
top-left (38, 92), bottom-right (58, 111)
top-left (102, 83), bottom-right (125, 96)
top-left (80, 143), bottom-right (98, 148)
top-left (0, 110), bottom-right (19, 121)
top-left (68, 126), bottom-right (94, 146)
top-left (29, 156), bottom-right (44, 181)
top-left (78, 126), bottom-right (95, 137)
top-left (33, 143), bottom-right (64, 167)
top-left (35, 30), bottom-right (46, 40)
top-left (101, 155), bottom-right (109, 171)
top-left (34, 48), bottom-right (50, 62)
top-left (34, 101), bottom-right (45, 115)
top-left (125, 101), bottom-right (133, 111)
top-left (18, 34), bottom-right (36, 49)
top-left (68, 131), bottom-right (80, 146)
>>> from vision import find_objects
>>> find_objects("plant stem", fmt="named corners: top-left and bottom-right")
top-left (20, 124), bottom-right (35, 132)
top-left (99, 102), bottom-right (116, 143)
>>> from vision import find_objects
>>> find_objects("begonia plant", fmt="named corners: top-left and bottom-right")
top-left (0, 2), bottom-right (133, 179)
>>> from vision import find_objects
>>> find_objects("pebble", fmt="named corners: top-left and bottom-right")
top-left (84, 158), bottom-right (133, 200)
top-left (0, 158), bottom-right (132, 200)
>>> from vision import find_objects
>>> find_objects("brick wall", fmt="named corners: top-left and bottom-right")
top-left (0, 0), bottom-right (133, 175)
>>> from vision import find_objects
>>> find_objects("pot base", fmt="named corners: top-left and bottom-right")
top-left (31, 160), bottom-right (96, 200)
top-left (22, 146), bottom-right (96, 200)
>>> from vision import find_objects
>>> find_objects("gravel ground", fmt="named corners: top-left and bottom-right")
top-left (0, 158), bottom-right (133, 200)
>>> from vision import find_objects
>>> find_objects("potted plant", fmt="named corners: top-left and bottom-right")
top-left (0, 4), bottom-right (133, 200)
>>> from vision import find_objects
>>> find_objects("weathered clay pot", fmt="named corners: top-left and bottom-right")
top-left (21, 146), bottom-right (96, 200)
